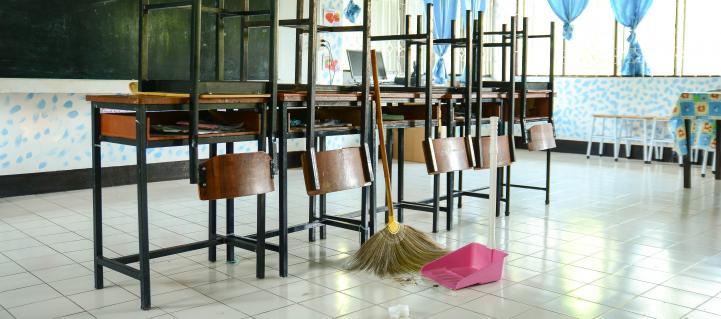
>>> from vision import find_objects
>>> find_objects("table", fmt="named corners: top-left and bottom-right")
top-left (669, 92), bottom-right (721, 187)
top-left (87, 94), bottom-right (273, 310)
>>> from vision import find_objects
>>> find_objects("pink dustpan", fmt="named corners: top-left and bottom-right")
top-left (421, 243), bottom-right (507, 290)
top-left (421, 117), bottom-right (507, 290)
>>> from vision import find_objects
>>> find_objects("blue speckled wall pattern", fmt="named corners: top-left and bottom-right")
top-left (552, 77), bottom-right (721, 141)
top-left (2, 76), bottom-right (719, 175)
top-left (0, 93), bottom-right (359, 175)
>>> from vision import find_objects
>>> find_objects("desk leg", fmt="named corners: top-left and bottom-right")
top-left (684, 119), bottom-right (692, 188)
top-left (432, 125), bottom-right (440, 234)
top-left (397, 129), bottom-right (405, 223)
top-left (308, 137), bottom-right (317, 243)
top-left (226, 143), bottom-right (236, 263)
top-left (256, 192), bottom-right (266, 279)
top-left (319, 136), bottom-right (327, 240)
top-left (279, 105), bottom-right (288, 277)
top-left (716, 120), bottom-right (720, 180)
top-left (135, 108), bottom-right (151, 310)
top-left (92, 104), bottom-right (104, 290)
top-left (385, 129), bottom-right (394, 224)
top-left (504, 166), bottom-right (511, 216)
top-left (208, 144), bottom-right (217, 262)
top-left (545, 148), bottom-right (551, 205)
top-left (369, 121), bottom-right (378, 237)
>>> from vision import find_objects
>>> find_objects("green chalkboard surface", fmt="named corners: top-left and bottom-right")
top-left (0, 0), bottom-right (269, 80)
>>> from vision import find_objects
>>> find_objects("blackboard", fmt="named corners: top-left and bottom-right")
top-left (0, 0), bottom-right (270, 80)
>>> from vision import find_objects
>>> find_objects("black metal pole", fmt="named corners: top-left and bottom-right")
top-left (208, 144), bottom-right (218, 262)
top-left (450, 20), bottom-right (456, 88)
top-left (278, 102), bottom-right (289, 277)
top-left (416, 15), bottom-right (423, 89)
top-left (226, 142), bottom-right (235, 262)
top-left (546, 21), bottom-right (555, 205)
top-left (397, 129), bottom-right (405, 223)
top-left (269, 0), bottom-right (279, 175)
top-left (684, 118), bottom-right (691, 188)
top-left (92, 103), bottom-right (104, 290)
top-left (716, 119), bottom-right (721, 180)
top-left (360, 0), bottom-right (371, 242)
top-left (319, 136), bottom-right (327, 239)
top-left (405, 15), bottom-right (411, 87)
top-left (135, 107), bottom-right (151, 310)
top-left (519, 17), bottom-right (529, 143)
top-left (446, 100), bottom-right (455, 231)
top-left (189, 0), bottom-right (202, 184)
top-left (385, 129), bottom-right (394, 224)
top-left (474, 14), bottom-right (484, 167)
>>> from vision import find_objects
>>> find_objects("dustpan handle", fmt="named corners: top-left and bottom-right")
top-left (488, 117), bottom-right (499, 250)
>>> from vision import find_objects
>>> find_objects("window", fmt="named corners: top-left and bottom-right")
top-left (523, 0), bottom-right (562, 76)
top-left (682, 0), bottom-right (721, 75)
top-left (562, 0), bottom-right (615, 76)
top-left (634, 0), bottom-right (676, 75)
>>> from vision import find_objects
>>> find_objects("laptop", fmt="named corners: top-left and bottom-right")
top-left (346, 50), bottom-right (392, 84)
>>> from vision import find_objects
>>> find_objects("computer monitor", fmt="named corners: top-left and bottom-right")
top-left (347, 50), bottom-right (387, 82)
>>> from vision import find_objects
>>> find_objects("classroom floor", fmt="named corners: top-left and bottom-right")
top-left (1, 152), bottom-right (721, 319)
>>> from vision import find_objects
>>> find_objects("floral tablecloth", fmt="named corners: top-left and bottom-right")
top-left (669, 92), bottom-right (720, 156)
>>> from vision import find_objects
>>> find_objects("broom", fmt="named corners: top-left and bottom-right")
top-left (346, 50), bottom-right (448, 277)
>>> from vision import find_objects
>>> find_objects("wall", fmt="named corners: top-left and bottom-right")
top-left (0, 79), bottom-right (357, 176)
top-left (553, 77), bottom-right (721, 141)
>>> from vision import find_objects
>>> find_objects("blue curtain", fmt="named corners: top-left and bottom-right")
top-left (610, 0), bottom-right (653, 76)
top-left (425, 0), bottom-right (458, 84)
top-left (460, 0), bottom-right (487, 27)
top-left (546, 0), bottom-right (589, 40)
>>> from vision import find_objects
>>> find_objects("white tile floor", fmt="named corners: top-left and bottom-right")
top-left (1, 151), bottom-right (721, 318)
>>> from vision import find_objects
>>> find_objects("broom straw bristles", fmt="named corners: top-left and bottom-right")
top-left (346, 224), bottom-right (448, 277)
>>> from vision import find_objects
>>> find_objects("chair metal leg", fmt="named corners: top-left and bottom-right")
top-left (643, 119), bottom-right (649, 164)
top-left (599, 118), bottom-right (606, 156)
top-left (586, 117), bottom-right (595, 158)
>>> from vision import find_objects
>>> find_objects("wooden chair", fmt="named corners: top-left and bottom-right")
top-left (476, 135), bottom-right (512, 169)
top-left (301, 146), bottom-right (373, 196)
top-left (198, 152), bottom-right (274, 200)
top-left (422, 136), bottom-right (476, 174)
top-left (526, 123), bottom-right (557, 151)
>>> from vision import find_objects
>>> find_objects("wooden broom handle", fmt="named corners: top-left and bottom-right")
top-left (370, 50), bottom-right (396, 223)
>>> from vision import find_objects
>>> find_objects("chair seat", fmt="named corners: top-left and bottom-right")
top-left (475, 135), bottom-right (512, 169)
top-left (302, 146), bottom-right (373, 196)
top-left (198, 152), bottom-right (274, 201)
top-left (422, 137), bottom-right (475, 174)
top-left (527, 123), bottom-right (556, 151)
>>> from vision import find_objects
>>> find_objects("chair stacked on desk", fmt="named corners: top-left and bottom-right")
top-left (88, 0), bottom-right (558, 310)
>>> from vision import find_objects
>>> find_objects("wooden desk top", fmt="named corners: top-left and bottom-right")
top-left (86, 90), bottom-right (552, 105)
top-left (86, 94), bottom-right (270, 105)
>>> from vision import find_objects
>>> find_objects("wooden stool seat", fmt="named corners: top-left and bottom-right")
top-left (592, 114), bottom-right (618, 119)
top-left (302, 146), bottom-right (373, 196)
top-left (422, 137), bottom-right (475, 174)
top-left (617, 114), bottom-right (654, 120)
top-left (476, 135), bottom-right (512, 169)
top-left (527, 123), bottom-right (557, 151)
top-left (198, 152), bottom-right (274, 201)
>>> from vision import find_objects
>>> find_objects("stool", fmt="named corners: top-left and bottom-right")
top-left (586, 114), bottom-right (621, 159)
top-left (618, 115), bottom-right (653, 163)
top-left (701, 149), bottom-right (718, 177)
top-left (648, 116), bottom-right (678, 162)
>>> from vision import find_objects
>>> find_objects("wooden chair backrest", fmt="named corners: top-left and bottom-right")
top-left (198, 152), bottom-right (274, 200)
top-left (527, 123), bottom-right (557, 151)
top-left (476, 135), bottom-right (513, 169)
top-left (422, 137), bottom-right (475, 174)
top-left (302, 146), bottom-right (373, 196)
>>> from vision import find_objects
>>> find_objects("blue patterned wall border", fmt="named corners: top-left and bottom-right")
top-left (2, 77), bottom-right (719, 175)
